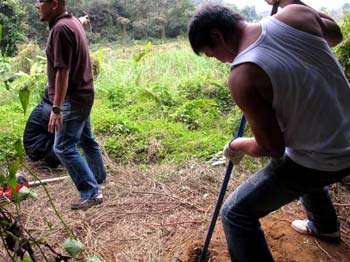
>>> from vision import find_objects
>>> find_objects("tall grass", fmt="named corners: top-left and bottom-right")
top-left (0, 40), bottom-right (243, 164)
top-left (91, 40), bottom-right (242, 163)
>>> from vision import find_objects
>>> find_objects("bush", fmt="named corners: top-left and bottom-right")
top-left (172, 99), bottom-right (218, 130)
top-left (13, 42), bottom-right (40, 73)
top-left (334, 11), bottom-right (350, 80)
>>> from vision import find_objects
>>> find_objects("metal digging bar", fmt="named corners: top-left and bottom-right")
top-left (198, 115), bottom-right (246, 262)
top-left (198, 3), bottom-right (280, 261)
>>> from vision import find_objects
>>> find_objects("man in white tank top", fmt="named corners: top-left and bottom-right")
top-left (189, 0), bottom-right (350, 261)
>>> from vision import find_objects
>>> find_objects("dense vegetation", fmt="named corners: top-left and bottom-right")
top-left (1, 0), bottom-right (266, 55)
top-left (0, 39), bottom-right (244, 165)
top-left (1, 0), bottom-right (350, 166)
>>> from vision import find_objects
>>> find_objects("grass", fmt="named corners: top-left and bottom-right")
top-left (0, 40), bottom-right (243, 164)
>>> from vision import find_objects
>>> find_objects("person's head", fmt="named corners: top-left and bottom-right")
top-left (35, 0), bottom-right (66, 22)
top-left (188, 4), bottom-right (244, 63)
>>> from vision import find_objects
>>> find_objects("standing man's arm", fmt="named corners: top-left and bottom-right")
top-left (48, 68), bottom-right (70, 133)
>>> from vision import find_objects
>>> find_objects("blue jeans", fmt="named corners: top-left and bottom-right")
top-left (221, 155), bottom-right (350, 262)
top-left (54, 100), bottom-right (107, 201)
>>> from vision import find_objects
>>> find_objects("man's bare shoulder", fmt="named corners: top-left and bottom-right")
top-left (230, 64), bottom-right (258, 88)
top-left (274, 5), bottom-right (322, 37)
top-left (229, 63), bottom-right (273, 103)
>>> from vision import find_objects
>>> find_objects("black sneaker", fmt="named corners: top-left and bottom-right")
top-left (71, 193), bottom-right (103, 211)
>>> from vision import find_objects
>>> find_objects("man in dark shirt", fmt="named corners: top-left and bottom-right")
top-left (23, 15), bottom-right (89, 169)
top-left (36, 0), bottom-right (107, 210)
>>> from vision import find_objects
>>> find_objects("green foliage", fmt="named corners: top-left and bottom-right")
top-left (16, 257), bottom-right (32, 262)
top-left (11, 55), bottom-right (47, 110)
top-left (90, 54), bottom-right (101, 79)
top-left (173, 99), bottom-right (218, 130)
top-left (134, 41), bottom-right (152, 62)
top-left (19, 0), bottom-right (194, 44)
top-left (63, 238), bottom-right (83, 259)
top-left (0, 54), bottom-right (12, 89)
top-left (1, 40), bottom-right (241, 165)
top-left (12, 42), bottom-right (41, 74)
top-left (334, 11), bottom-right (350, 79)
top-left (19, 85), bottom-right (30, 115)
top-left (0, 0), bottom-right (27, 56)
top-left (240, 6), bottom-right (261, 22)
top-left (178, 78), bottom-right (234, 113)
top-left (88, 41), bottom-right (240, 163)
top-left (0, 49), bottom-right (46, 162)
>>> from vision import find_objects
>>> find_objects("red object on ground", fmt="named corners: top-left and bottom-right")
top-left (0, 175), bottom-right (29, 198)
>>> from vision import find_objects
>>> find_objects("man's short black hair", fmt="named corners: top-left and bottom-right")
top-left (188, 4), bottom-right (244, 55)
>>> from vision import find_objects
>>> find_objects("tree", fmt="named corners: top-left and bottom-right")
top-left (117, 16), bottom-right (131, 37)
top-left (240, 6), bottom-right (261, 22)
top-left (0, 0), bottom-right (27, 56)
top-left (21, 0), bottom-right (49, 46)
top-left (166, 0), bottom-right (194, 37)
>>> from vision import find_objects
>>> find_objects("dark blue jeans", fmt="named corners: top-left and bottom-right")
top-left (221, 155), bottom-right (350, 262)
top-left (54, 100), bottom-right (107, 201)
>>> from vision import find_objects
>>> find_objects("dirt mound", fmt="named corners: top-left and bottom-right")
top-left (182, 211), bottom-right (350, 262)
top-left (1, 159), bottom-right (349, 261)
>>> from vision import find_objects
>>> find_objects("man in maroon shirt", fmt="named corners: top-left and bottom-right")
top-left (36, 0), bottom-right (107, 210)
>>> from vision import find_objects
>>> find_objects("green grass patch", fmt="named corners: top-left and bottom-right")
top-left (1, 40), bottom-right (243, 165)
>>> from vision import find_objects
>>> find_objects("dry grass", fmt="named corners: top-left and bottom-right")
top-left (0, 158), bottom-right (349, 262)
top-left (0, 159), bottom-right (245, 261)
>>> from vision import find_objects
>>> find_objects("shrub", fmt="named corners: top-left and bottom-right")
top-left (334, 11), bottom-right (350, 80)
top-left (172, 99), bottom-right (218, 130)
top-left (12, 42), bottom-right (41, 74)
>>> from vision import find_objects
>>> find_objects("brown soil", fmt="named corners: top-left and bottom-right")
top-left (2, 159), bottom-right (349, 261)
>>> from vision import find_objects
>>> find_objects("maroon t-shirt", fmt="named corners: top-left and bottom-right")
top-left (46, 13), bottom-right (94, 107)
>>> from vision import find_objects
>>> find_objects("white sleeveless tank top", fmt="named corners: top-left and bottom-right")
top-left (231, 16), bottom-right (350, 171)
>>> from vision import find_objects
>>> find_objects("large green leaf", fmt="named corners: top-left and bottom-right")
top-left (14, 139), bottom-right (24, 160)
top-left (19, 85), bottom-right (30, 115)
top-left (134, 42), bottom-right (152, 62)
top-left (63, 238), bottom-right (83, 258)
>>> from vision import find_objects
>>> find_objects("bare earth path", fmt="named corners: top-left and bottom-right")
top-left (3, 160), bottom-right (349, 261)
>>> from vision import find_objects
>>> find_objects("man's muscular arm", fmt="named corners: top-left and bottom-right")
top-left (228, 64), bottom-right (285, 158)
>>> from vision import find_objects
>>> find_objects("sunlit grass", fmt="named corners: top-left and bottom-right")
top-left (1, 40), bottom-right (242, 164)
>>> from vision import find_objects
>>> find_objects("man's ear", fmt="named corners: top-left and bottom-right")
top-left (210, 29), bottom-right (224, 45)
top-left (51, 0), bottom-right (59, 10)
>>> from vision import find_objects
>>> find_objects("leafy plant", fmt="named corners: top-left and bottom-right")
top-left (63, 238), bottom-right (83, 260)
top-left (173, 99), bottom-right (218, 130)
top-left (134, 41), bottom-right (152, 62)
top-left (11, 57), bottom-right (47, 114)
top-left (334, 11), bottom-right (350, 79)
top-left (0, 0), bottom-right (27, 56)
